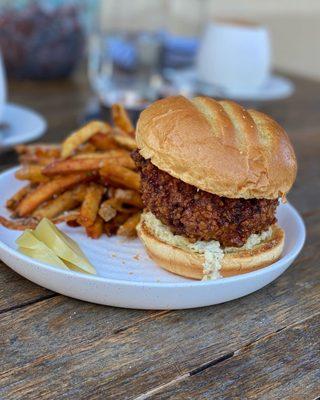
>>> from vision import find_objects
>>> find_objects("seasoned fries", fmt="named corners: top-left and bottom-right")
top-left (15, 143), bottom-right (61, 158)
top-left (111, 104), bottom-right (135, 137)
top-left (6, 184), bottom-right (34, 211)
top-left (117, 212), bottom-right (141, 237)
top-left (33, 186), bottom-right (86, 219)
top-left (104, 212), bottom-right (131, 236)
top-left (0, 215), bottom-right (39, 230)
top-left (0, 212), bottom-right (79, 230)
top-left (43, 151), bottom-right (135, 175)
top-left (2, 103), bottom-right (143, 239)
top-left (43, 158), bottom-right (107, 175)
top-left (79, 183), bottom-right (105, 227)
top-left (89, 132), bottom-right (118, 150)
top-left (19, 155), bottom-right (57, 166)
top-left (86, 216), bottom-right (104, 239)
top-left (17, 173), bottom-right (89, 217)
top-left (61, 121), bottom-right (112, 158)
top-left (113, 134), bottom-right (137, 150)
top-left (98, 199), bottom-right (117, 222)
top-left (15, 165), bottom-right (48, 183)
top-left (109, 188), bottom-right (143, 208)
top-left (100, 161), bottom-right (140, 191)
top-left (74, 149), bottom-right (128, 159)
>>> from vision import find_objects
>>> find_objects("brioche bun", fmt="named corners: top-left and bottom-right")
top-left (137, 216), bottom-right (285, 280)
top-left (136, 95), bottom-right (297, 199)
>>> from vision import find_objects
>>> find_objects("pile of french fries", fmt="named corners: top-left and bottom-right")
top-left (1, 105), bottom-right (143, 239)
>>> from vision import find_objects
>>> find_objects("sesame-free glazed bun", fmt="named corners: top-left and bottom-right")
top-left (137, 219), bottom-right (285, 280)
top-left (136, 96), bottom-right (297, 199)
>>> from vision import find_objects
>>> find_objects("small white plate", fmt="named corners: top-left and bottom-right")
top-left (0, 167), bottom-right (305, 309)
top-left (198, 75), bottom-right (295, 101)
top-left (164, 69), bottom-right (295, 101)
top-left (0, 103), bottom-right (47, 152)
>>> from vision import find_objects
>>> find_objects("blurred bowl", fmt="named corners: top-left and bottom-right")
top-left (0, 2), bottom-right (85, 79)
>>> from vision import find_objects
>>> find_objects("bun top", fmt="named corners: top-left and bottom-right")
top-left (136, 96), bottom-right (297, 199)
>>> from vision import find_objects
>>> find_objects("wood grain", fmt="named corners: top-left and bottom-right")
top-left (0, 73), bottom-right (319, 399)
top-left (148, 314), bottom-right (320, 400)
top-left (288, 129), bottom-right (320, 214)
top-left (0, 262), bottom-right (54, 313)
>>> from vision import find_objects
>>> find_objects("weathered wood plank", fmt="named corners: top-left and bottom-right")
top-left (260, 74), bottom-right (320, 133)
top-left (288, 129), bottom-right (320, 214)
top-left (149, 313), bottom-right (320, 400)
top-left (0, 262), bottom-right (54, 313)
top-left (0, 212), bottom-right (318, 399)
top-left (0, 297), bottom-right (168, 400)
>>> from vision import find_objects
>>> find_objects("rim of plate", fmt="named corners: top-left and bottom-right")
top-left (0, 166), bottom-right (306, 288)
top-left (0, 103), bottom-right (47, 148)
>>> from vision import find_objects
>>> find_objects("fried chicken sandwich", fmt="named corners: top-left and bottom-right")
top-left (133, 96), bottom-right (297, 280)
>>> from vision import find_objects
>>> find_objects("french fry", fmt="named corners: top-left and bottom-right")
top-left (111, 104), bottom-right (135, 137)
top-left (76, 143), bottom-right (96, 154)
top-left (6, 184), bottom-right (34, 211)
top-left (98, 198), bottom-right (138, 223)
top-left (33, 185), bottom-right (86, 219)
top-left (15, 144), bottom-right (61, 158)
top-left (78, 183), bottom-right (105, 227)
top-left (98, 199), bottom-right (117, 222)
top-left (117, 212), bottom-right (141, 237)
top-left (52, 210), bottom-right (80, 224)
top-left (109, 188), bottom-right (143, 208)
top-left (61, 121), bottom-right (112, 158)
top-left (43, 158), bottom-right (107, 176)
top-left (75, 150), bottom-right (135, 169)
top-left (100, 161), bottom-right (140, 191)
top-left (101, 155), bottom-right (135, 170)
top-left (104, 221), bottom-right (115, 237)
top-left (0, 211), bottom-right (80, 230)
top-left (104, 213), bottom-right (131, 236)
top-left (113, 134), bottom-right (137, 150)
top-left (67, 219), bottom-right (81, 227)
top-left (15, 165), bottom-right (48, 183)
top-left (0, 215), bottom-right (39, 230)
top-left (86, 216), bottom-right (104, 239)
top-left (74, 149), bottom-right (129, 159)
top-left (43, 151), bottom-right (135, 176)
top-left (19, 154), bottom-right (57, 166)
top-left (113, 212), bottom-right (131, 224)
top-left (89, 132), bottom-right (118, 150)
top-left (16, 173), bottom-right (89, 217)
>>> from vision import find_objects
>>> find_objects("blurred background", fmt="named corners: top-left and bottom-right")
top-left (96, 0), bottom-right (320, 80)
top-left (1, 0), bottom-right (320, 150)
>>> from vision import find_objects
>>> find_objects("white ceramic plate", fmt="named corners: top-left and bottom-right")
top-left (0, 103), bottom-right (47, 152)
top-left (0, 167), bottom-right (305, 309)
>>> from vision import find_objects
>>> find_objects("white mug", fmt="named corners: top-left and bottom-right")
top-left (196, 20), bottom-right (271, 92)
top-left (0, 51), bottom-right (7, 122)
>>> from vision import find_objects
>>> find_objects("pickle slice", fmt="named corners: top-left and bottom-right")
top-left (34, 218), bottom-right (96, 274)
top-left (16, 230), bottom-right (69, 270)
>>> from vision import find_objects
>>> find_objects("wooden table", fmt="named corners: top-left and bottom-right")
top-left (1, 74), bottom-right (319, 400)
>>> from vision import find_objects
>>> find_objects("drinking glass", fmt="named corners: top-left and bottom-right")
top-left (87, 0), bottom-right (166, 111)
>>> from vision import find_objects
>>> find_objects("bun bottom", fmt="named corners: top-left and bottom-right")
top-left (137, 221), bottom-right (285, 280)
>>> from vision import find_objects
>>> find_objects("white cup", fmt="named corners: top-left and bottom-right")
top-left (0, 51), bottom-right (7, 122)
top-left (196, 20), bottom-right (271, 92)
